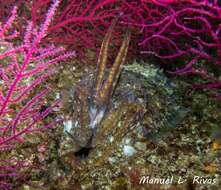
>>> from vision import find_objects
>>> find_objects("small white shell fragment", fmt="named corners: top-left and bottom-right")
top-left (124, 138), bottom-right (131, 145)
top-left (109, 136), bottom-right (114, 143)
top-left (108, 157), bottom-right (117, 164)
top-left (55, 92), bottom-right (60, 99)
top-left (63, 120), bottom-right (73, 133)
top-left (123, 145), bottom-right (137, 157)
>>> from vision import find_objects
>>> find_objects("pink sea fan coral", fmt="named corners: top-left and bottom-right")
top-left (1, 1), bottom-right (220, 95)
top-left (137, 0), bottom-right (221, 98)
top-left (0, 0), bottom-right (75, 189)
top-left (28, 0), bottom-right (221, 98)
top-left (0, 0), bottom-right (75, 147)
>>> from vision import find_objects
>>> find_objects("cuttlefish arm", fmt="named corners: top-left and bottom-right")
top-left (99, 31), bottom-right (131, 105)
top-left (89, 24), bottom-right (131, 130)
top-left (94, 19), bottom-right (118, 99)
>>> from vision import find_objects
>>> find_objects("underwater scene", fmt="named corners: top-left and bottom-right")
top-left (0, 0), bottom-right (221, 189)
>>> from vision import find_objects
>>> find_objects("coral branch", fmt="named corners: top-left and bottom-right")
top-left (0, 1), bottom-right (75, 189)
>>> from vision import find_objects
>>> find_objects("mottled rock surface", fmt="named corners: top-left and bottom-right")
top-left (21, 60), bottom-right (221, 190)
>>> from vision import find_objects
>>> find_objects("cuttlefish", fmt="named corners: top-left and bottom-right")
top-left (62, 19), bottom-right (131, 150)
